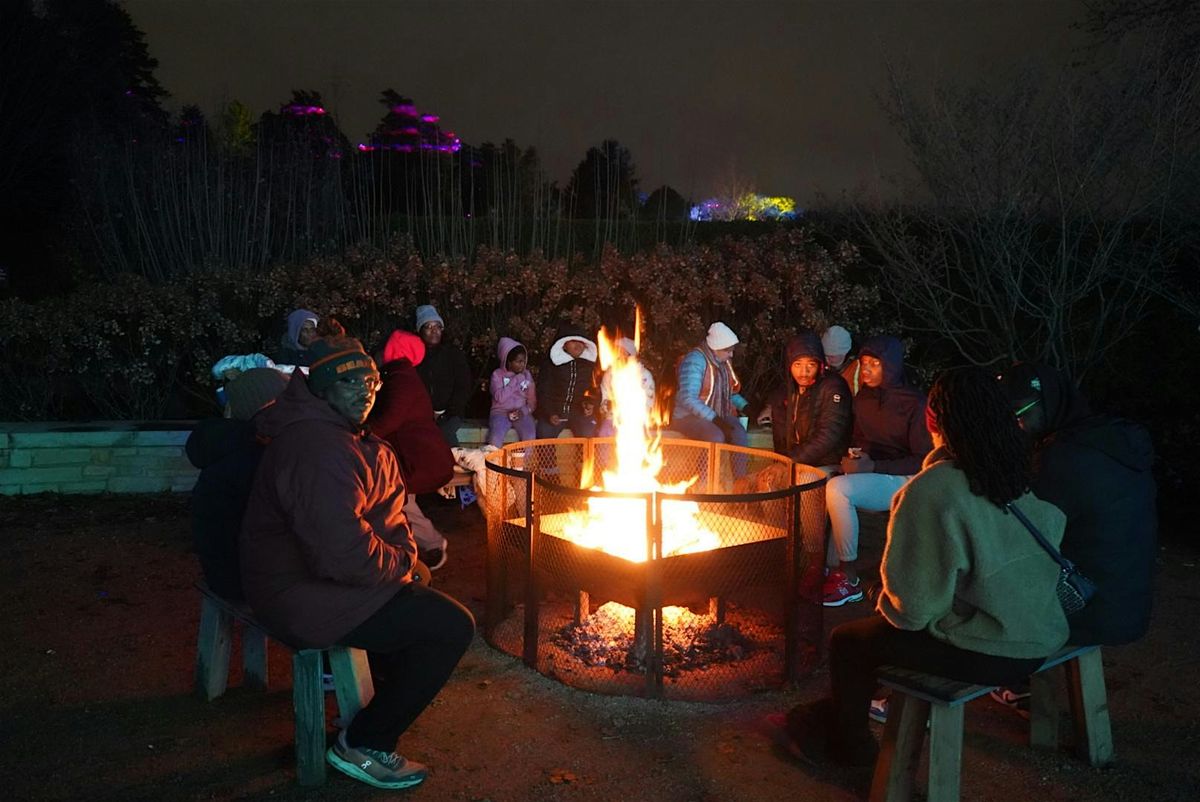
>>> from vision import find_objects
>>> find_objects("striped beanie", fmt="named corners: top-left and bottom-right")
top-left (306, 336), bottom-right (377, 395)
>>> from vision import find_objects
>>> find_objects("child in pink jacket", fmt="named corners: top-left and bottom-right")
top-left (488, 337), bottom-right (537, 447)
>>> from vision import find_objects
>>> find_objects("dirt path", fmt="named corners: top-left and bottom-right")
top-left (0, 493), bottom-right (1197, 801)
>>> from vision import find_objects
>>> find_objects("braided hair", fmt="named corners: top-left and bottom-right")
top-left (927, 367), bottom-right (1031, 507)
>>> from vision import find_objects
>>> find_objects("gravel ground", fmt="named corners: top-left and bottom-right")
top-left (0, 492), bottom-right (1197, 801)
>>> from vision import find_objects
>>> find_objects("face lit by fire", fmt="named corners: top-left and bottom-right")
top-left (860, 355), bottom-right (885, 388)
top-left (790, 357), bottom-right (821, 388)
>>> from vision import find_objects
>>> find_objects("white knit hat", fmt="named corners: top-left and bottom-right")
top-left (706, 322), bottom-right (739, 351)
top-left (821, 325), bottom-right (852, 358)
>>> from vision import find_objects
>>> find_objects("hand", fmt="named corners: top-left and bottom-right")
top-left (508, 410), bottom-right (520, 422)
top-left (550, 414), bottom-right (564, 426)
top-left (840, 453), bottom-right (876, 474)
top-left (756, 410), bottom-right (772, 426)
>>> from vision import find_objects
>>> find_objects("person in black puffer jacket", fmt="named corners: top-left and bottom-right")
top-left (761, 331), bottom-right (852, 469)
top-left (999, 362), bottom-right (1157, 646)
top-left (535, 324), bottom-right (599, 439)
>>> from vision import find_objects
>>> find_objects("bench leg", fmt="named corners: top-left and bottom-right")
top-left (927, 704), bottom-right (964, 802)
top-left (195, 597), bottom-right (233, 701)
top-left (242, 624), bottom-right (269, 690)
top-left (871, 693), bottom-right (928, 802)
top-left (1066, 649), bottom-right (1114, 767)
top-left (1029, 670), bottom-right (1060, 750)
top-left (329, 646), bottom-right (375, 726)
top-left (292, 650), bottom-right (327, 786)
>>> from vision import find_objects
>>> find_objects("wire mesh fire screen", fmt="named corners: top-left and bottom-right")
top-left (482, 437), bottom-right (827, 701)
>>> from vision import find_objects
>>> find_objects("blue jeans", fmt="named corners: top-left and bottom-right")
top-left (825, 472), bottom-right (911, 566)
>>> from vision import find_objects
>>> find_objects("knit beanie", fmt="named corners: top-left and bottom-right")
top-left (225, 368), bottom-right (289, 420)
top-left (821, 325), bottom-right (852, 359)
top-left (306, 336), bottom-right (377, 396)
top-left (706, 321), bottom-right (739, 351)
top-left (415, 304), bottom-right (444, 330)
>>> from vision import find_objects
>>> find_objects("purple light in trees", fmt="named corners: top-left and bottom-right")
top-left (420, 114), bottom-right (440, 123)
top-left (391, 104), bottom-right (417, 115)
top-left (283, 104), bottom-right (327, 116)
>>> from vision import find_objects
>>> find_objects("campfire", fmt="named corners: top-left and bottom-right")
top-left (483, 318), bottom-right (826, 700)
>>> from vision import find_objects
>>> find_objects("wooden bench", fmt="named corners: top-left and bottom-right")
top-left (870, 644), bottom-right (1112, 802)
top-left (193, 582), bottom-right (375, 786)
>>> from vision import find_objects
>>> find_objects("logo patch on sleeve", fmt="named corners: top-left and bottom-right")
top-left (833, 393), bottom-right (843, 403)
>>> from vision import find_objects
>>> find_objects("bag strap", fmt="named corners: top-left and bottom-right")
top-left (1005, 502), bottom-right (1079, 574)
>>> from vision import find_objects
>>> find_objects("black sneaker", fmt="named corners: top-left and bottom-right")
top-left (326, 730), bottom-right (428, 790)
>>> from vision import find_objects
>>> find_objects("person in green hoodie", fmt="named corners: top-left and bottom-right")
top-left (782, 367), bottom-right (1068, 767)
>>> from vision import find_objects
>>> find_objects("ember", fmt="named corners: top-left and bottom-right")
top-left (550, 602), bottom-right (755, 676)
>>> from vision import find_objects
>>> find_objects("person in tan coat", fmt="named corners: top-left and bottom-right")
top-left (782, 367), bottom-right (1068, 767)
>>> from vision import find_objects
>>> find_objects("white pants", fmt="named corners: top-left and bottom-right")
top-left (825, 472), bottom-right (911, 567)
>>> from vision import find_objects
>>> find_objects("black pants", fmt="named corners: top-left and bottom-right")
top-left (828, 614), bottom-right (1044, 740)
top-left (337, 583), bottom-right (475, 751)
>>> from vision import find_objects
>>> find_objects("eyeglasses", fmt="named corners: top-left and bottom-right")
top-left (339, 375), bottom-right (381, 392)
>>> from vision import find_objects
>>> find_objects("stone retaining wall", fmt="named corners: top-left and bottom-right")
top-left (0, 421), bottom-right (774, 495)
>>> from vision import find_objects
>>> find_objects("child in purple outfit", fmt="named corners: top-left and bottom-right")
top-left (488, 337), bottom-right (537, 447)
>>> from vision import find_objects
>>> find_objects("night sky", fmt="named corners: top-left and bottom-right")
top-left (123, 0), bottom-right (1085, 204)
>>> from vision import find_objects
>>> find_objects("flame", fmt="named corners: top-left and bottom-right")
top-left (558, 318), bottom-right (720, 563)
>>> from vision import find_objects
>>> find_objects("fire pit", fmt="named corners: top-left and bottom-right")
top-left (482, 437), bottom-right (827, 700)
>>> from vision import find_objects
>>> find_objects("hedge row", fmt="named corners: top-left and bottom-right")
top-left (0, 228), bottom-right (880, 421)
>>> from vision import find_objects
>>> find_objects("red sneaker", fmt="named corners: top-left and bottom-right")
top-left (822, 570), bottom-right (864, 607)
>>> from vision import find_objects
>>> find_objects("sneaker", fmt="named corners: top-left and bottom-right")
top-left (418, 545), bottom-right (448, 572)
top-left (822, 571), bottom-right (864, 607)
top-left (989, 687), bottom-right (1031, 719)
top-left (869, 696), bottom-right (889, 724)
top-left (326, 730), bottom-right (428, 790)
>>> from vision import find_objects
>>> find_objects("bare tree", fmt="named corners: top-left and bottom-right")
top-left (854, 55), bottom-right (1199, 380)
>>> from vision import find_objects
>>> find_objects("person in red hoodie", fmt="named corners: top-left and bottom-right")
top-left (241, 335), bottom-right (474, 790)
top-left (369, 329), bottom-right (456, 570)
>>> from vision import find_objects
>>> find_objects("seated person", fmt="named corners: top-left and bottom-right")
top-left (823, 335), bottom-right (932, 607)
top-left (414, 304), bottom-right (472, 447)
top-left (670, 321), bottom-right (749, 448)
top-left (783, 367), bottom-right (1069, 766)
top-left (277, 308), bottom-right (319, 366)
top-left (535, 325), bottom-right (599, 439)
top-left (186, 367), bottom-right (289, 600)
top-left (241, 336), bottom-right (474, 790)
top-left (989, 362), bottom-right (1157, 712)
top-left (597, 337), bottom-right (655, 437)
top-left (369, 329), bottom-right (457, 571)
top-left (758, 331), bottom-right (851, 471)
top-left (488, 337), bottom-right (537, 446)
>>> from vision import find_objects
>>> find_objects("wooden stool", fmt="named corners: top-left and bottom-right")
top-left (869, 645), bottom-right (1112, 802)
top-left (193, 582), bottom-right (375, 785)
